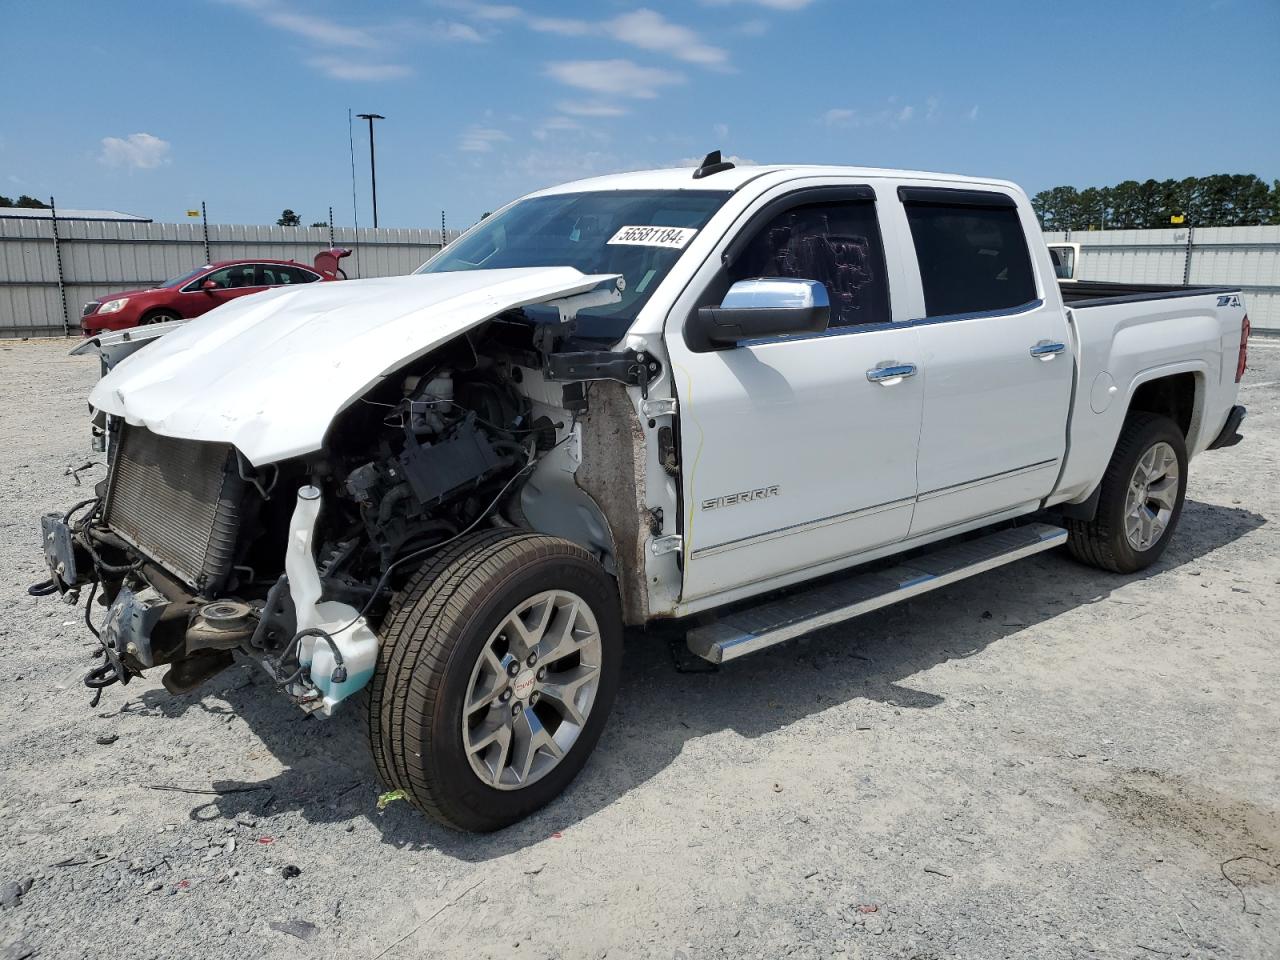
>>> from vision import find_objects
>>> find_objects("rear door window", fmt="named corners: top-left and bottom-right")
top-left (901, 190), bottom-right (1036, 317)
top-left (258, 265), bottom-right (319, 285)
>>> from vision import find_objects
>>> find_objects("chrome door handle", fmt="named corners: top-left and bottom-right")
top-left (1030, 340), bottom-right (1066, 360)
top-left (866, 362), bottom-right (917, 384)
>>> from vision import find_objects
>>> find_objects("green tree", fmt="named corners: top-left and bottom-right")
top-left (1029, 174), bottom-right (1278, 229)
top-left (277, 209), bottom-right (301, 227)
top-left (12, 195), bottom-right (50, 209)
top-left (1109, 180), bottom-right (1142, 229)
top-left (309, 221), bottom-right (328, 228)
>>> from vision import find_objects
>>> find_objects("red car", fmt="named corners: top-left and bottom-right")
top-left (81, 251), bottom-right (350, 335)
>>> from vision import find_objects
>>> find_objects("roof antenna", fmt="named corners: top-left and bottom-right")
top-left (692, 149), bottom-right (735, 180)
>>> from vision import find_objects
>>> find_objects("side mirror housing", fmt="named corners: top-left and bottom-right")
top-left (687, 279), bottom-right (830, 352)
top-left (201, 279), bottom-right (219, 292)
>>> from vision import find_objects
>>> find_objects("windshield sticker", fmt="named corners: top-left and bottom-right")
top-left (607, 225), bottom-right (698, 249)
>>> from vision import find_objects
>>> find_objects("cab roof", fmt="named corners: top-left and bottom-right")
top-left (530, 164), bottom-right (1023, 197)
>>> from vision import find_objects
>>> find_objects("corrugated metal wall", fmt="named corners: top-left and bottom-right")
top-left (1044, 225), bottom-right (1280, 330)
top-left (5, 218), bottom-right (1277, 337)
top-left (0, 218), bottom-right (458, 338)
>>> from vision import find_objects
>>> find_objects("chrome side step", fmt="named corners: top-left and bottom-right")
top-left (686, 523), bottom-right (1067, 664)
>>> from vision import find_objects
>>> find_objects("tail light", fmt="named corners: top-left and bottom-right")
top-left (1236, 314), bottom-right (1250, 383)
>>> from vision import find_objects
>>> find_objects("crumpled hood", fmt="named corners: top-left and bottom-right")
top-left (89, 267), bottom-right (618, 465)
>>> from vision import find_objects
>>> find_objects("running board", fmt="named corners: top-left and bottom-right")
top-left (686, 523), bottom-right (1068, 664)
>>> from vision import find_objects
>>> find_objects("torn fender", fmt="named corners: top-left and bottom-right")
top-left (88, 267), bottom-right (619, 465)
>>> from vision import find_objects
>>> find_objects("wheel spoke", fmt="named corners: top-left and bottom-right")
top-left (1146, 476), bottom-right (1177, 511)
top-left (540, 601), bottom-right (594, 665)
top-left (465, 650), bottom-right (511, 716)
top-left (506, 595), bottom-right (555, 655)
top-left (538, 664), bottom-right (597, 727)
top-left (466, 714), bottom-right (510, 756)
top-left (510, 707), bottom-right (562, 783)
top-left (466, 721), bottom-right (512, 787)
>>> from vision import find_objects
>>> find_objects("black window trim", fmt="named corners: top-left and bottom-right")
top-left (896, 185), bottom-right (1018, 209)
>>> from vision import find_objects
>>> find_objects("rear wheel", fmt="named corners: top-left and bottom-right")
top-left (368, 530), bottom-right (622, 831)
top-left (1066, 413), bottom-right (1188, 573)
top-left (140, 310), bottom-right (180, 325)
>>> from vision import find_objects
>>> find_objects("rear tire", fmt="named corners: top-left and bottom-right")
top-left (368, 530), bottom-right (623, 832)
top-left (1066, 413), bottom-right (1188, 573)
top-left (140, 310), bottom-right (180, 325)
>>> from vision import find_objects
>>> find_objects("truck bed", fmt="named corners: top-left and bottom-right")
top-left (1060, 281), bottom-right (1239, 308)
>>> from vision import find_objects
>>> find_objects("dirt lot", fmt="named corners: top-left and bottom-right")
top-left (0, 336), bottom-right (1277, 960)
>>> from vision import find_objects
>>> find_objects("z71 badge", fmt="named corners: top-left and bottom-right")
top-left (1217, 294), bottom-right (1242, 308)
top-left (702, 485), bottom-right (780, 511)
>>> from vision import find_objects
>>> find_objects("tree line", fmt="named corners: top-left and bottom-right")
top-left (0, 195), bottom-right (51, 209)
top-left (1032, 174), bottom-right (1279, 231)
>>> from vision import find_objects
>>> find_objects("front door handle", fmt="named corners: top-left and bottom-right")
top-left (1030, 340), bottom-right (1066, 360)
top-left (866, 362), bottom-right (918, 385)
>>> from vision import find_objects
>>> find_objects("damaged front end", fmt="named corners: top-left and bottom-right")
top-left (35, 269), bottom-right (662, 717)
top-left (37, 357), bottom-right (537, 713)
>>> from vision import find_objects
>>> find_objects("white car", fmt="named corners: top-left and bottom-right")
top-left (1046, 241), bottom-right (1081, 281)
top-left (40, 154), bottom-right (1250, 831)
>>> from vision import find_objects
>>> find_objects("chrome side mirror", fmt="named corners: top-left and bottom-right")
top-left (687, 278), bottom-right (830, 351)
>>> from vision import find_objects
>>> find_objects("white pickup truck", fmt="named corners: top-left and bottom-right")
top-left (38, 154), bottom-right (1250, 831)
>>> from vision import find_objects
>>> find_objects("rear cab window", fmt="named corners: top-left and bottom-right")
top-left (899, 187), bottom-right (1037, 318)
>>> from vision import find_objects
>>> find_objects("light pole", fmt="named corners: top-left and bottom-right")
top-left (356, 113), bottom-right (385, 228)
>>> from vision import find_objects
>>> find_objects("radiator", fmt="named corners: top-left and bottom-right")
top-left (103, 426), bottom-right (244, 592)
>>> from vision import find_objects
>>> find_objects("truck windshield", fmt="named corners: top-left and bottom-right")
top-left (416, 189), bottom-right (732, 341)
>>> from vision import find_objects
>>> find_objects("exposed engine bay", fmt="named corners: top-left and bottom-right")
top-left (37, 303), bottom-right (661, 715)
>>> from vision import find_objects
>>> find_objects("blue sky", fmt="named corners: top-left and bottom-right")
top-left (2, 0), bottom-right (1277, 228)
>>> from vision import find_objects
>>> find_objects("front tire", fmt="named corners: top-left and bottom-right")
top-left (1066, 412), bottom-right (1188, 573)
top-left (368, 531), bottom-right (623, 832)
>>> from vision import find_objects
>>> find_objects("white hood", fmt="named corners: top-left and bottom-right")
top-left (89, 267), bottom-right (618, 465)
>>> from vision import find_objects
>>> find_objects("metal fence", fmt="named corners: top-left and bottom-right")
top-left (0, 217), bottom-right (459, 338)
top-left (5, 216), bottom-right (1278, 338)
top-left (1044, 224), bottom-right (1280, 331)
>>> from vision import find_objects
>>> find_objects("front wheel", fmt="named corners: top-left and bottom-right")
top-left (1066, 412), bottom-right (1188, 573)
top-left (140, 310), bottom-right (180, 325)
top-left (368, 531), bottom-right (623, 831)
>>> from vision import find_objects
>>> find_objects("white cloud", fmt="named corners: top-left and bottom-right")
top-left (432, 21), bottom-right (486, 42)
top-left (702, 0), bottom-right (815, 8)
top-left (677, 153), bottom-right (758, 167)
top-left (459, 126), bottom-right (511, 152)
top-left (453, 4), bottom-right (729, 69)
top-left (736, 18), bottom-right (769, 35)
top-left (546, 59), bottom-right (684, 99)
top-left (222, 0), bottom-right (378, 48)
top-left (532, 116), bottom-right (582, 141)
top-left (452, 2), bottom-right (522, 20)
top-left (713, 122), bottom-right (730, 140)
top-left (308, 57), bottom-right (412, 81)
top-left (606, 9), bottom-right (729, 68)
top-left (823, 99), bottom-right (926, 130)
top-left (527, 15), bottom-right (593, 36)
top-left (822, 107), bottom-right (856, 128)
top-left (968, 105), bottom-right (980, 121)
top-left (925, 96), bottom-right (939, 121)
top-left (98, 133), bottom-right (171, 170)
top-left (557, 100), bottom-right (629, 117)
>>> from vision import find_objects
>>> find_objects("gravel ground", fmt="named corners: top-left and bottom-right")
top-left (1, 336), bottom-right (1277, 960)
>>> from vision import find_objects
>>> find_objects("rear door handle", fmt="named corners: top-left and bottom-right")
top-left (866, 362), bottom-right (917, 385)
top-left (1030, 340), bottom-right (1066, 360)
